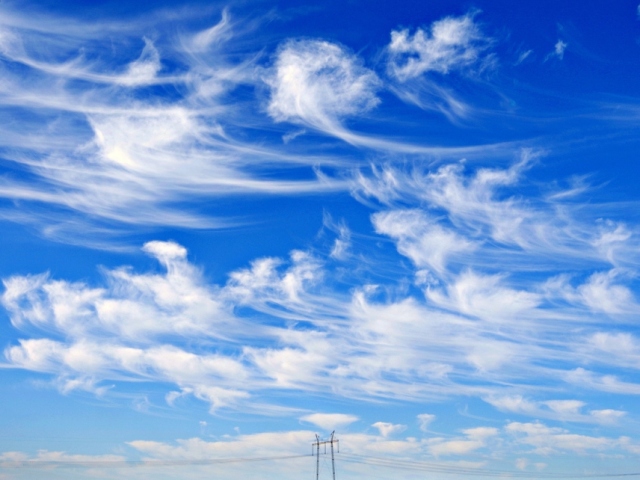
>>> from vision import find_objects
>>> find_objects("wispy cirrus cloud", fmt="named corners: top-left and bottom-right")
top-left (354, 152), bottom-right (640, 273)
top-left (2, 155), bottom-right (639, 412)
top-left (266, 39), bottom-right (380, 137)
top-left (505, 421), bottom-right (618, 455)
top-left (301, 413), bottom-right (359, 431)
top-left (545, 39), bottom-right (567, 61)
top-left (2, 222), bottom-right (639, 415)
top-left (0, 7), bottom-right (348, 245)
top-left (263, 30), bottom-right (514, 154)
top-left (387, 13), bottom-right (489, 81)
top-left (485, 395), bottom-right (626, 424)
top-left (372, 209), bottom-right (476, 274)
top-left (385, 12), bottom-right (495, 121)
top-left (0, 6), bottom-right (522, 248)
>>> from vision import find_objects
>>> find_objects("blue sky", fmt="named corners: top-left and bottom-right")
top-left (1, 1), bottom-right (640, 478)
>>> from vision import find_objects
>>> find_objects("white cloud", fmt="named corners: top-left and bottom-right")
top-left (2, 233), bottom-right (640, 416)
top-left (545, 40), bottom-right (567, 61)
top-left (372, 209), bottom-right (475, 274)
top-left (323, 213), bottom-right (352, 260)
top-left (515, 49), bottom-right (533, 65)
top-left (358, 153), bottom-right (548, 251)
top-left (190, 8), bottom-right (232, 51)
top-left (300, 413), bottom-right (359, 431)
top-left (356, 152), bottom-right (640, 280)
top-left (426, 270), bottom-right (541, 322)
top-left (5, 339), bottom-right (251, 409)
top-left (428, 427), bottom-right (497, 457)
top-left (2, 241), bottom-right (228, 340)
top-left (464, 427), bottom-right (499, 439)
top-left (119, 38), bottom-right (162, 86)
top-left (0, 450), bottom-right (126, 470)
top-left (506, 421), bottom-right (616, 454)
top-left (0, 9), bottom-right (347, 244)
top-left (266, 39), bottom-right (380, 136)
top-left (384, 13), bottom-right (495, 121)
top-left (3, 425), bottom-right (639, 479)
top-left (417, 413), bottom-right (435, 432)
top-left (486, 395), bottom-right (627, 424)
top-left (564, 368), bottom-right (640, 395)
top-left (429, 439), bottom-right (485, 456)
top-left (592, 221), bottom-right (631, 264)
top-left (544, 399), bottom-right (585, 415)
top-left (372, 422), bottom-right (406, 438)
top-left (587, 332), bottom-right (640, 367)
top-left (578, 270), bottom-right (636, 314)
top-left (485, 395), bottom-right (539, 416)
top-left (387, 13), bottom-right (488, 81)
top-left (590, 409), bottom-right (627, 424)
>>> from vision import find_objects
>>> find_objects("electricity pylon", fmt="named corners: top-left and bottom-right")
top-left (312, 431), bottom-right (339, 480)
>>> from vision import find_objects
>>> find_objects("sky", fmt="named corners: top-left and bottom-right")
top-left (1, 0), bottom-right (640, 478)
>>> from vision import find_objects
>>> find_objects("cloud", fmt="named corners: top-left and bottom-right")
top-left (357, 153), bottom-right (542, 249)
top-left (384, 13), bottom-right (495, 121)
top-left (564, 368), bottom-right (640, 395)
top-left (372, 422), bottom-right (406, 438)
top-left (417, 413), bottom-right (435, 432)
top-left (544, 269), bottom-right (638, 316)
top-left (266, 39), bottom-right (380, 137)
top-left (372, 209), bottom-right (475, 274)
top-left (0, 450), bottom-right (126, 469)
top-left (0, 239), bottom-right (472, 407)
top-left (0, 7), bottom-right (347, 244)
top-left (356, 153), bottom-right (640, 277)
top-left (485, 395), bottom-right (626, 424)
top-left (323, 213), bottom-right (352, 260)
top-left (577, 270), bottom-right (637, 314)
top-left (2, 241), bottom-right (229, 340)
top-left (554, 40), bottom-right (567, 59)
top-left (544, 399), bottom-right (585, 415)
top-left (586, 332), bottom-right (640, 367)
top-left (2, 190), bottom-right (640, 413)
top-left (505, 421), bottom-right (616, 454)
top-left (387, 13), bottom-right (489, 81)
top-left (189, 8), bottom-right (233, 51)
top-left (5, 339), bottom-right (251, 408)
top-left (428, 427), bottom-right (498, 457)
top-left (300, 413), bottom-right (359, 431)
top-left (590, 409), bottom-right (627, 423)
top-left (545, 40), bottom-right (567, 61)
top-left (515, 457), bottom-right (528, 470)
top-left (3, 424), bottom-right (639, 478)
top-left (514, 49), bottom-right (533, 65)
top-left (426, 270), bottom-right (541, 322)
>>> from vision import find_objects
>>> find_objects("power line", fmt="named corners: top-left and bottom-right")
top-left (0, 453), bottom-right (309, 469)
top-left (4, 436), bottom-right (640, 479)
top-left (338, 453), bottom-right (640, 478)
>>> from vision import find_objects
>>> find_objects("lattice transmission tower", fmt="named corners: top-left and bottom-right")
top-left (312, 431), bottom-right (339, 480)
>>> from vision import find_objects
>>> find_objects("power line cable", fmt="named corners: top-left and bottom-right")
top-left (338, 453), bottom-right (640, 478)
top-left (0, 453), bottom-right (309, 469)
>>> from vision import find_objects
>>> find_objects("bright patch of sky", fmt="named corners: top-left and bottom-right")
top-left (1, 1), bottom-right (640, 478)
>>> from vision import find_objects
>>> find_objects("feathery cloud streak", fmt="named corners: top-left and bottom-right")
top-left (0, 7), bottom-right (349, 242)
top-left (4, 153), bottom-right (640, 412)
